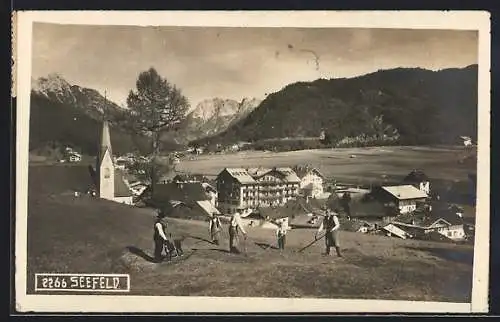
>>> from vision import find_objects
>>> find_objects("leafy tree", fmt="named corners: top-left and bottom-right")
top-left (122, 68), bottom-right (189, 193)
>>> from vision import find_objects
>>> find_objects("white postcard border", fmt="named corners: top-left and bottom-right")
top-left (14, 10), bottom-right (491, 313)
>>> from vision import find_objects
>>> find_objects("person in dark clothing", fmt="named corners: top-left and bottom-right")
top-left (315, 208), bottom-right (342, 257)
top-left (153, 210), bottom-right (169, 263)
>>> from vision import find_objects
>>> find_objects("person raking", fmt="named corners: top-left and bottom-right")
top-left (153, 209), bottom-right (183, 262)
top-left (208, 212), bottom-right (222, 245)
top-left (153, 209), bottom-right (170, 263)
top-left (315, 207), bottom-right (343, 257)
top-left (228, 209), bottom-right (247, 254)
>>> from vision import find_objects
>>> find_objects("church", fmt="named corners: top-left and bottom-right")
top-left (93, 120), bottom-right (134, 205)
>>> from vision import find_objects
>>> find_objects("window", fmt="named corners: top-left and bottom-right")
top-left (104, 168), bottom-right (111, 179)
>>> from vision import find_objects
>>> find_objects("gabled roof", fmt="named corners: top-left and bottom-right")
top-left (392, 204), bottom-right (465, 229)
top-left (381, 185), bottom-right (428, 200)
top-left (258, 199), bottom-right (310, 221)
top-left (196, 200), bottom-right (221, 216)
top-left (382, 223), bottom-right (409, 239)
top-left (221, 167), bottom-right (301, 184)
top-left (275, 167), bottom-right (301, 183)
top-left (222, 168), bottom-right (257, 184)
top-left (292, 165), bottom-right (325, 179)
top-left (247, 167), bottom-right (271, 177)
top-left (149, 182), bottom-right (210, 203)
top-left (114, 170), bottom-right (133, 197)
top-left (403, 170), bottom-right (429, 183)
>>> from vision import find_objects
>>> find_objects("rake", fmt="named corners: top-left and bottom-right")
top-left (297, 232), bottom-right (326, 253)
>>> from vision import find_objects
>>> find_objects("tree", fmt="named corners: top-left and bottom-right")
top-left (123, 68), bottom-right (189, 193)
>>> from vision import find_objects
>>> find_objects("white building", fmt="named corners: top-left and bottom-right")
top-left (202, 182), bottom-right (218, 207)
top-left (293, 165), bottom-right (325, 199)
top-left (403, 170), bottom-right (431, 195)
top-left (95, 120), bottom-right (134, 205)
top-left (431, 221), bottom-right (467, 241)
top-left (68, 152), bottom-right (81, 163)
top-left (376, 185), bottom-right (428, 214)
top-left (460, 136), bottom-right (473, 147)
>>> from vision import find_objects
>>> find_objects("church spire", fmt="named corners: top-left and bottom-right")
top-left (100, 120), bottom-right (112, 158)
top-left (97, 90), bottom-right (113, 167)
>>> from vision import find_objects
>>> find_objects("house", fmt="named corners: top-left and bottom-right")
top-left (349, 199), bottom-right (398, 223)
top-left (460, 136), bottom-right (473, 147)
top-left (235, 207), bottom-right (293, 230)
top-left (334, 187), bottom-right (371, 201)
top-left (216, 167), bottom-right (301, 214)
top-left (393, 217), bottom-right (466, 242)
top-left (68, 152), bottom-right (82, 163)
top-left (127, 180), bottom-right (148, 196)
top-left (216, 168), bottom-right (259, 214)
top-left (371, 185), bottom-right (428, 214)
top-left (64, 147), bottom-right (81, 163)
top-left (381, 223), bottom-right (412, 239)
top-left (172, 173), bottom-right (209, 184)
top-left (164, 201), bottom-right (218, 221)
top-left (140, 181), bottom-right (219, 218)
top-left (285, 197), bottom-right (326, 228)
top-left (142, 182), bottom-right (211, 207)
top-left (93, 120), bottom-right (134, 205)
top-left (293, 165), bottom-right (326, 199)
top-left (403, 170), bottom-right (431, 195)
top-left (201, 182), bottom-right (218, 206)
top-left (196, 200), bottom-right (221, 217)
top-left (232, 211), bottom-right (280, 230)
top-left (114, 156), bottom-right (128, 170)
top-left (250, 167), bottom-right (301, 207)
top-left (391, 202), bottom-right (468, 241)
top-left (341, 220), bottom-right (374, 233)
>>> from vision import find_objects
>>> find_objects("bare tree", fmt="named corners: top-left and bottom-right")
top-left (124, 68), bottom-right (189, 193)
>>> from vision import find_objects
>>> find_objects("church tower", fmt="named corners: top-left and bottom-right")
top-left (96, 119), bottom-right (115, 200)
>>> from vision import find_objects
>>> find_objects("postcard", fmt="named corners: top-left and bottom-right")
top-left (13, 10), bottom-right (490, 313)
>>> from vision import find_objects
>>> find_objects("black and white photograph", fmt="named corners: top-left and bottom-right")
top-left (14, 11), bottom-right (490, 313)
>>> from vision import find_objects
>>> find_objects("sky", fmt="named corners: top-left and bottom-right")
top-left (31, 23), bottom-right (478, 109)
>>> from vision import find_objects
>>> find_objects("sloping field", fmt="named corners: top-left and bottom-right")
top-left (175, 146), bottom-right (476, 184)
top-left (26, 165), bottom-right (473, 302)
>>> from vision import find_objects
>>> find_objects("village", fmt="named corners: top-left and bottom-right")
top-left (60, 119), bottom-right (476, 247)
top-left (21, 19), bottom-right (486, 307)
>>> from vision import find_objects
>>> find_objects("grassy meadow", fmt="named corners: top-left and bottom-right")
top-left (174, 146), bottom-right (475, 185)
top-left (25, 148), bottom-right (476, 301)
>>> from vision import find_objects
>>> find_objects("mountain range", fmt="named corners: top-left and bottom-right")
top-left (29, 65), bottom-right (478, 156)
top-left (194, 65), bottom-right (478, 148)
top-left (29, 74), bottom-right (260, 155)
top-left (170, 97), bottom-right (261, 143)
top-left (30, 75), bottom-right (148, 156)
